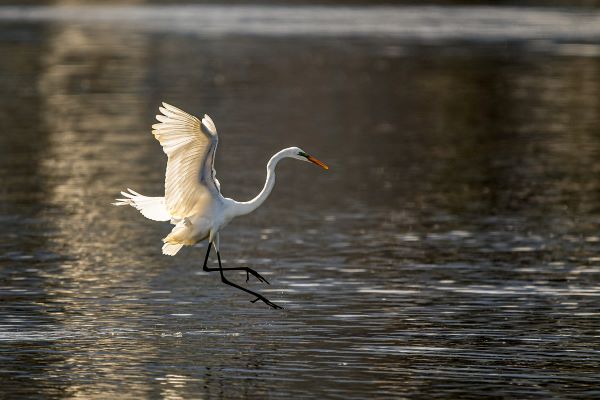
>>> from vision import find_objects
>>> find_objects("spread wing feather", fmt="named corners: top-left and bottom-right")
top-left (152, 102), bottom-right (219, 218)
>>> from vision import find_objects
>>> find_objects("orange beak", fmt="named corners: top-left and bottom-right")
top-left (307, 155), bottom-right (329, 170)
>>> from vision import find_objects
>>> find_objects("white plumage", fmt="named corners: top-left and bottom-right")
top-left (152, 103), bottom-right (219, 218)
top-left (113, 188), bottom-right (170, 221)
top-left (113, 103), bottom-right (328, 309)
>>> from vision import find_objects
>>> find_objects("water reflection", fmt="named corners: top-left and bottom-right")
top-left (0, 5), bottom-right (599, 399)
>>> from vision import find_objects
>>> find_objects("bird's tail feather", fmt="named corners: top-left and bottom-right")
top-left (162, 242), bottom-right (184, 256)
top-left (113, 188), bottom-right (171, 222)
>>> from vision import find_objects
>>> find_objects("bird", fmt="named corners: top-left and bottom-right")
top-left (113, 103), bottom-right (328, 309)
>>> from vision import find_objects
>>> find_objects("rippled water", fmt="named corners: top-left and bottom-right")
top-left (1, 5), bottom-right (600, 398)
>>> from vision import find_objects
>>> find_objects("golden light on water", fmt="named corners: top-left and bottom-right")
top-left (1, 3), bottom-right (600, 398)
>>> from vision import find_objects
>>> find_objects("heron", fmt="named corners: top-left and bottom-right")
top-left (113, 103), bottom-right (328, 309)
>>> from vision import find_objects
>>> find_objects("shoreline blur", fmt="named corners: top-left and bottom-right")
top-left (0, 4), bottom-right (600, 41)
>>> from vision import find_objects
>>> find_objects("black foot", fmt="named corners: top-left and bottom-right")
top-left (207, 245), bottom-right (281, 309)
top-left (245, 268), bottom-right (270, 285)
top-left (251, 296), bottom-right (283, 309)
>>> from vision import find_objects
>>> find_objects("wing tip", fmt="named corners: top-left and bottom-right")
top-left (162, 242), bottom-right (184, 256)
top-left (201, 114), bottom-right (217, 135)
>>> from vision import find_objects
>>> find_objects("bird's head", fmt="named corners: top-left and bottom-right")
top-left (286, 147), bottom-right (329, 170)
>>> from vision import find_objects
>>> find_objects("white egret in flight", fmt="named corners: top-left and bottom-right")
top-left (113, 103), bottom-right (328, 309)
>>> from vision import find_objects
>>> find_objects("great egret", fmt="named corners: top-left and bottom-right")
top-left (113, 103), bottom-right (328, 309)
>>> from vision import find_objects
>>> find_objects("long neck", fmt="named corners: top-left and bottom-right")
top-left (232, 150), bottom-right (287, 217)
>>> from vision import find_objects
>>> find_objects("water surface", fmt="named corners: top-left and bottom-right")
top-left (0, 5), bottom-right (600, 399)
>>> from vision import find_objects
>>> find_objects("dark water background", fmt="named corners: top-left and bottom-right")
top-left (1, 5), bottom-right (600, 399)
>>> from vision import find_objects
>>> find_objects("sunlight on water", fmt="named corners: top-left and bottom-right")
top-left (0, 4), bottom-right (599, 399)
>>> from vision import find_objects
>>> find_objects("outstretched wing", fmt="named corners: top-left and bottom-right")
top-left (152, 102), bottom-right (220, 219)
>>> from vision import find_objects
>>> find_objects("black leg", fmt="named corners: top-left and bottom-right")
top-left (202, 243), bottom-right (269, 284)
top-left (202, 241), bottom-right (212, 269)
top-left (215, 248), bottom-right (283, 310)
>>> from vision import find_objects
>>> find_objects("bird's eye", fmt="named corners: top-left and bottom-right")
top-left (298, 151), bottom-right (307, 157)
